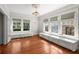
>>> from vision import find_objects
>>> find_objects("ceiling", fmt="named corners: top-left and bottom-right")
top-left (6, 4), bottom-right (68, 16)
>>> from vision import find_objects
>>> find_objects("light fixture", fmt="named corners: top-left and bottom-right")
top-left (32, 4), bottom-right (40, 16)
top-left (32, 11), bottom-right (39, 16)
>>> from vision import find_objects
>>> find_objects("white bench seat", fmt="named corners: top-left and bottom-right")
top-left (39, 33), bottom-right (79, 51)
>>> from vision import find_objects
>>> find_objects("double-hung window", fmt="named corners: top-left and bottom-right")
top-left (61, 12), bottom-right (74, 36)
top-left (13, 19), bottom-right (21, 31)
top-left (50, 16), bottom-right (58, 33)
top-left (23, 20), bottom-right (30, 31)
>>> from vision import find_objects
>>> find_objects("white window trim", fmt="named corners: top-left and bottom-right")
top-left (12, 18), bottom-right (30, 32)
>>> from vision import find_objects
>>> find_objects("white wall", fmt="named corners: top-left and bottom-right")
top-left (38, 4), bottom-right (79, 39)
top-left (0, 4), bottom-right (9, 16)
top-left (0, 4), bottom-right (11, 44)
top-left (0, 4), bottom-right (39, 44)
top-left (9, 12), bottom-right (38, 38)
top-left (31, 16), bottom-right (38, 35)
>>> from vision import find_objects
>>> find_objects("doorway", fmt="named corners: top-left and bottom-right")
top-left (0, 12), bottom-right (4, 44)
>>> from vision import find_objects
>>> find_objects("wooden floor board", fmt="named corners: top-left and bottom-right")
top-left (0, 35), bottom-right (79, 54)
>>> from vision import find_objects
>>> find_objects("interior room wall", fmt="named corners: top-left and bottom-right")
top-left (0, 12), bottom-right (4, 44)
top-left (38, 4), bottom-right (79, 38)
top-left (0, 4), bottom-right (10, 44)
top-left (38, 4), bottom-right (79, 33)
top-left (0, 4), bottom-right (39, 44)
top-left (9, 12), bottom-right (38, 38)
top-left (38, 4), bottom-right (79, 51)
top-left (0, 4), bottom-right (79, 44)
top-left (0, 4), bottom-right (10, 17)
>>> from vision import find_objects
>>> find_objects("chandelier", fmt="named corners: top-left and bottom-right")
top-left (32, 4), bottom-right (40, 16)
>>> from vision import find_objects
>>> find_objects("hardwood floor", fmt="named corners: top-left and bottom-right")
top-left (0, 35), bottom-right (79, 54)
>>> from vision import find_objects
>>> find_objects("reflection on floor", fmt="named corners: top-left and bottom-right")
top-left (0, 35), bottom-right (79, 54)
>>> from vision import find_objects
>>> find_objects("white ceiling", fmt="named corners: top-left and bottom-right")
top-left (6, 4), bottom-right (68, 16)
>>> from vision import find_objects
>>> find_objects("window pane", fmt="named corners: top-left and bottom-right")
top-left (50, 16), bottom-right (58, 33)
top-left (50, 17), bottom-right (57, 22)
top-left (45, 25), bottom-right (48, 32)
top-left (62, 25), bottom-right (74, 36)
top-left (61, 12), bottom-right (75, 36)
top-left (43, 19), bottom-right (48, 23)
top-left (61, 12), bottom-right (74, 20)
top-left (13, 19), bottom-right (21, 31)
top-left (23, 20), bottom-right (30, 31)
top-left (51, 25), bottom-right (58, 33)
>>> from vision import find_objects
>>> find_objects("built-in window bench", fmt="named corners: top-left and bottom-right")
top-left (39, 33), bottom-right (79, 51)
top-left (10, 34), bottom-right (32, 39)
